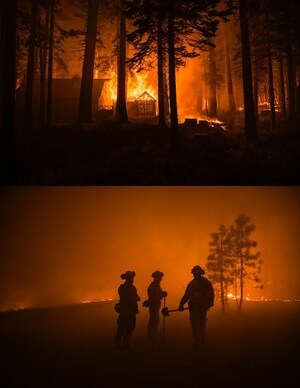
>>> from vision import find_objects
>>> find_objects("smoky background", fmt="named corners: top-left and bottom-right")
top-left (0, 186), bottom-right (299, 311)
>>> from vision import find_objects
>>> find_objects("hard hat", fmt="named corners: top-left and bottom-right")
top-left (191, 265), bottom-right (205, 275)
top-left (121, 270), bottom-right (136, 280)
top-left (152, 270), bottom-right (164, 279)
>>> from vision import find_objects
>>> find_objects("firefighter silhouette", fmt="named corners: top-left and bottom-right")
top-left (178, 265), bottom-right (214, 346)
top-left (143, 270), bottom-right (168, 340)
top-left (115, 271), bottom-right (140, 349)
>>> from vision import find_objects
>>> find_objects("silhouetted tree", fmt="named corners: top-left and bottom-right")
top-left (224, 24), bottom-right (236, 112)
top-left (229, 214), bottom-right (262, 312)
top-left (278, 51), bottom-right (286, 119)
top-left (167, 0), bottom-right (178, 145)
top-left (115, 0), bottom-right (129, 123)
top-left (248, 0), bottom-right (276, 131)
top-left (263, 2), bottom-right (276, 131)
top-left (208, 46), bottom-right (218, 117)
top-left (285, 2), bottom-right (296, 126)
top-left (127, 0), bottom-right (231, 146)
top-left (38, 2), bottom-right (50, 127)
top-left (238, 0), bottom-right (257, 142)
top-left (24, 0), bottom-right (39, 133)
top-left (206, 224), bottom-right (234, 313)
top-left (0, 0), bottom-right (18, 183)
top-left (245, 0), bottom-right (299, 128)
top-left (77, 0), bottom-right (99, 123)
top-left (157, 1), bottom-right (166, 127)
top-left (126, 0), bottom-right (168, 127)
top-left (46, 0), bottom-right (55, 127)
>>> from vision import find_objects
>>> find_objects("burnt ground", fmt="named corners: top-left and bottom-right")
top-left (11, 117), bottom-right (300, 185)
top-left (1, 301), bottom-right (299, 387)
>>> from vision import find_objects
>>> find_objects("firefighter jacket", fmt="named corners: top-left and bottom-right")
top-left (147, 282), bottom-right (165, 309)
top-left (180, 276), bottom-right (214, 310)
top-left (117, 281), bottom-right (140, 315)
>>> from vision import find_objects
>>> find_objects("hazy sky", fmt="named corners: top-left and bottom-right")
top-left (0, 186), bottom-right (299, 311)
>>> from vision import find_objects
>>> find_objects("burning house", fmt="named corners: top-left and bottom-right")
top-left (126, 91), bottom-right (156, 117)
top-left (135, 91), bottom-right (156, 117)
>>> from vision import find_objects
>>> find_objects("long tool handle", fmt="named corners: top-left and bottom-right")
top-left (162, 296), bottom-right (166, 339)
top-left (168, 307), bottom-right (189, 313)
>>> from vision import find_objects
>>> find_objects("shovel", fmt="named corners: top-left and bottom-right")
top-left (161, 307), bottom-right (189, 317)
top-left (162, 296), bottom-right (166, 338)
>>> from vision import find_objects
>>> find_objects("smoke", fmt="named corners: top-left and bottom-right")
top-left (0, 187), bottom-right (299, 311)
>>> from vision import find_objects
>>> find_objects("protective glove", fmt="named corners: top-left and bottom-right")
top-left (178, 305), bottom-right (185, 312)
top-left (162, 291), bottom-right (168, 298)
top-left (142, 300), bottom-right (150, 307)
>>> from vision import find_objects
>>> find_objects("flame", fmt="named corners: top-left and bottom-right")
top-left (225, 293), bottom-right (299, 303)
top-left (99, 69), bottom-right (157, 110)
top-left (257, 98), bottom-right (280, 112)
top-left (127, 71), bottom-right (157, 102)
top-left (81, 298), bottom-right (113, 304)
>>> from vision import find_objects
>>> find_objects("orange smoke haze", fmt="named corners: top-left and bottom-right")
top-left (0, 187), bottom-right (299, 311)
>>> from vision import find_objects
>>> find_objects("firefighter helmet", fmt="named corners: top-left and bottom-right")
top-left (152, 270), bottom-right (164, 279)
top-left (191, 265), bottom-right (205, 275)
top-left (120, 270), bottom-right (136, 280)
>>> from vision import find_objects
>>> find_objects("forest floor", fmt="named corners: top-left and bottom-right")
top-left (14, 116), bottom-right (300, 185)
top-left (1, 300), bottom-right (299, 387)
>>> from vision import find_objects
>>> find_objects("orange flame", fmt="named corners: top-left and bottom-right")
top-left (99, 69), bottom-right (157, 109)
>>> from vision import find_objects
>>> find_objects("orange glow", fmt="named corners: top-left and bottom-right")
top-left (99, 68), bottom-right (157, 109)
top-left (99, 70), bottom-right (117, 108)
top-left (127, 71), bottom-right (157, 103)
top-left (0, 186), bottom-right (299, 312)
top-left (81, 298), bottom-right (113, 304)
top-left (226, 293), bottom-right (299, 303)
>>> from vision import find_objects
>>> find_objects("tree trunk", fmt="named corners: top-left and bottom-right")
top-left (264, 6), bottom-right (276, 131)
top-left (24, 0), bottom-right (39, 133)
top-left (157, 1), bottom-right (166, 127)
top-left (115, 0), bottom-right (129, 124)
top-left (0, 0), bottom-right (17, 183)
top-left (0, 2), bottom-right (4, 78)
top-left (39, 4), bottom-right (50, 128)
top-left (278, 52), bottom-right (286, 118)
top-left (46, 0), bottom-right (54, 128)
top-left (208, 46), bottom-right (217, 117)
top-left (285, 8), bottom-right (296, 126)
top-left (239, 254), bottom-right (243, 312)
top-left (197, 64), bottom-right (203, 113)
top-left (239, 0), bottom-right (257, 142)
top-left (168, 0), bottom-right (179, 147)
top-left (39, 44), bottom-right (46, 127)
top-left (234, 277), bottom-right (239, 309)
top-left (253, 63), bottom-right (259, 121)
top-left (220, 237), bottom-right (225, 314)
top-left (163, 69), bottom-right (170, 120)
top-left (224, 26), bottom-right (236, 112)
top-left (78, 0), bottom-right (99, 123)
top-left (202, 56), bottom-right (209, 115)
top-left (38, 7), bottom-right (46, 127)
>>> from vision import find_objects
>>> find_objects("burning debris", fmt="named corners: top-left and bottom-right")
top-left (181, 117), bottom-right (228, 138)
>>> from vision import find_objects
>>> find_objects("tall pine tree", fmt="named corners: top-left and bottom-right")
top-left (229, 214), bottom-right (262, 312)
top-left (78, 0), bottom-right (99, 123)
top-left (206, 224), bottom-right (234, 313)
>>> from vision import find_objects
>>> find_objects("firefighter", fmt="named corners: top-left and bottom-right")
top-left (144, 270), bottom-right (168, 340)
top-left (115, 270), bottom-right (140, 349)
top-left (178, 265), bottom-right (214, 346)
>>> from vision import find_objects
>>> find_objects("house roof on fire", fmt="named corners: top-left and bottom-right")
top-left (135, 91), bottom-right (156, 102)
